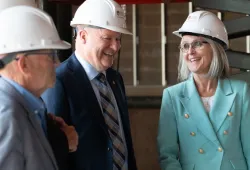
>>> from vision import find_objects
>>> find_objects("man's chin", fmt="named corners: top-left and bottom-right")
top-left (48, 80), bottom-right (56, 88)
top-left (98, 63), bottom-right (112, 71)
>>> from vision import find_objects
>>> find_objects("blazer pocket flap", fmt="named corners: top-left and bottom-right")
top-left (182, 163), bottom-right (195, 170)
top-left (230, 159), bottom-right (247, 169)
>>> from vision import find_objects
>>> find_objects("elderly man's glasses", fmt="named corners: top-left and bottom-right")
top-left (23, 50), bottom-right (59, 63)
top-left (179, 40), bottom-right (208, 53)
top-left (0, 50), bottom-right (59, 69)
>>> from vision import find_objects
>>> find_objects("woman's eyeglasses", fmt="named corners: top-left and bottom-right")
top-left (179, 40), bottom-right (208, 53)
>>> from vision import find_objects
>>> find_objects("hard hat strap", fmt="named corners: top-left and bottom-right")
top-left (0, 53), bottom-right (18, 69)
top-left (73, 28), bottom-right (77, 39)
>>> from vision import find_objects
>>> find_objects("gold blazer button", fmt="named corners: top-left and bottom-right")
top-left (218, 147), bottom-right (223, 152)
top-left (184, 113), bottom-right (190, 119)
top-left (199, 148), bottom-right (204, 154)
top-left (228, 112), bottom-right (233, 116)
top-left (190, 132), bottom-right (196, 136)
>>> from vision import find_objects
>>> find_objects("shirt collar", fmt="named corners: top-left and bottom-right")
top-left (75, 51), bottom-right (106, 80)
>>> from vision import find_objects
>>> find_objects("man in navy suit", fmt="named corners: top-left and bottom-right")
top-left (42, 0), bottom-right (137, 170)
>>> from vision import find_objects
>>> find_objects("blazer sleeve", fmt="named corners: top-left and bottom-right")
top-left (240, 83), bottom-right (250, 168)
top-left (42, 78), bottom-right (71, 124)
top-left (157, 88), bottom-right (182, 170)
top-left (0, 108), bottom-right (24, 170)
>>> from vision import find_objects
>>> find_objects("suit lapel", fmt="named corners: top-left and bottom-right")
top-left (67, 55), bottom-right (108, 134)
top-left (179, 78), bottom-right (218, 144)
top-left (0, 78), bottom-right (58, 169)
top-left (209, 79), bottom-right (236, 132)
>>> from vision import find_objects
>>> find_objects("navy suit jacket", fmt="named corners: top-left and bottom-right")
top-left (42, 53), bottom-right (137, 170)
top-left (47, 114), bottom-right (69, 170)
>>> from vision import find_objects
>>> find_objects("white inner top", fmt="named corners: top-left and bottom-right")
top-left (201, 95), bottom-right (215, 113)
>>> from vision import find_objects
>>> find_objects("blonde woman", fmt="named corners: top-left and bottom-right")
top-left (157, 10), bottom-right (250, 170)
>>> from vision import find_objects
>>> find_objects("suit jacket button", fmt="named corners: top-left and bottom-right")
top-left (107, 148), bottom-right (111, 151)
top-left (228, 112), bottom-right (233, 116)
top-left (223, 130), bottom-right (228, 135)
top-left (184, 114), bottom-right (190, 119)
top-left (190, 132), bottom-right (196, 136)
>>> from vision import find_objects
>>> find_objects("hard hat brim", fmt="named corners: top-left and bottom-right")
top-left (50, 40), bottom-right (71, 50)
top-left (172, 30), bottom-right (183, 38)
top-left (70, 22), bottom-right (132, 35)
top-left (0, 40), bottom-right (71, 55)
top-left (109, 27), bottom-right (132, 35)
top-left (172, 30), bottom-right (229, 50)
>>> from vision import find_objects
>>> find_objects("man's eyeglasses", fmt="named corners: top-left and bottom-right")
top-left (0, 50), bottom-right (59, 69)
top-left (23, 50), bottom-right (59, 63)
top-left (179, 40), bottom-right (208, 53)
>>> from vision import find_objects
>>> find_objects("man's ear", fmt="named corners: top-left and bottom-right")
top-left (16, 54), bottom-right (29, 75)
top-left (78, 29), bottom-right (88, 44)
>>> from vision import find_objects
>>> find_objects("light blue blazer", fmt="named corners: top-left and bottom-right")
top-left (157, 78), bottom-right (250, 170)
top-left (0, 77), bottom-right (58, 170)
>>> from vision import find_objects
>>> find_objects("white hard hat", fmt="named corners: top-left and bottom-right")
top-left (0, 0), bottom-right (37, 11)
top-left (173, 10), bottom-right (229, 49)
top-left (0, 6), bottom-right (71, 54)
top-left (70, 0), bottom-right (132, 35)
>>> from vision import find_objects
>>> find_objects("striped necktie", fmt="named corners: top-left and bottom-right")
top-left (94, 73), bottom-right (126, 170)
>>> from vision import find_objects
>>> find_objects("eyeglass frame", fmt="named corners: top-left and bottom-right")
top-left (22, 50), bottom-right (59, 63)
top-left (0, 50), bottom-right (59, 69)
top-left (179, 40), bottom-right (208, 53)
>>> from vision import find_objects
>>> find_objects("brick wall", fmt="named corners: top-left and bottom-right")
top-left (166, 3), bottom-right (189, 85)
top-left (129, 108), bottom-right (161, 170)
top-left (118, 4), bottom-right (163, 85)
top-left (118, 3), bottom-right (190, 86)
top-left (137, 4), bottom-right (162, 85)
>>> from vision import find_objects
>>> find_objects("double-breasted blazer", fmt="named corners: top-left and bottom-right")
top-left (158, 77), bottom-right (250, 170)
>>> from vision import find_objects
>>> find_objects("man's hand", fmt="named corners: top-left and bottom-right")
top-left (48, 114), bottom-right (79, 152)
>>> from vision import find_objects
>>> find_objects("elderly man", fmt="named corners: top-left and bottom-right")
top-left (0, 5), bottom-right (77, 170)
top-left (42, 0), bottom-right (137, 170)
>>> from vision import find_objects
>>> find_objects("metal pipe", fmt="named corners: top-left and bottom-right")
top-left (132, 4), bottom-right (138, 86)
top-left (161, 3), bottom-right (166, 86)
